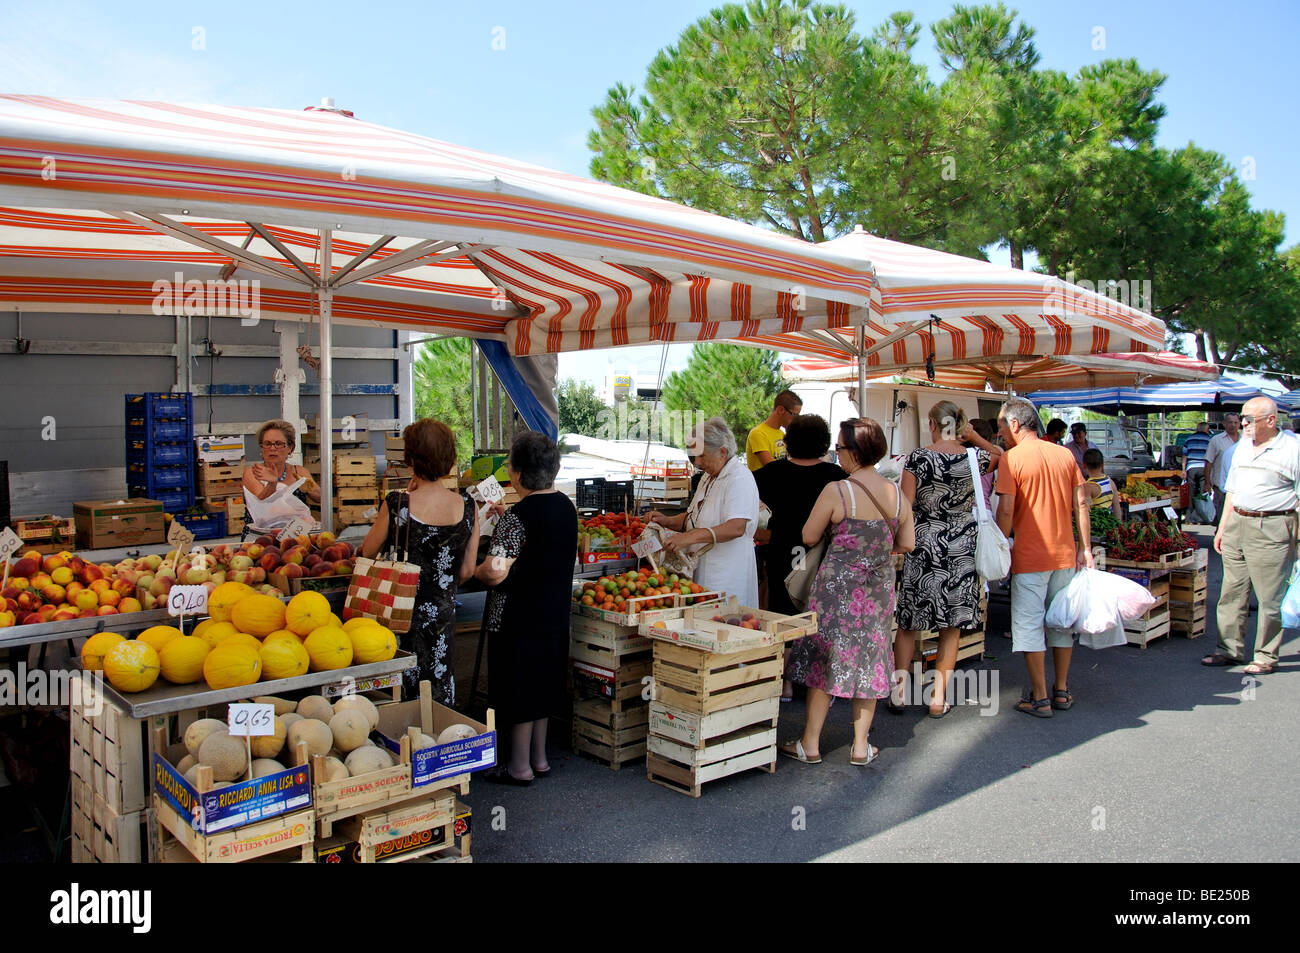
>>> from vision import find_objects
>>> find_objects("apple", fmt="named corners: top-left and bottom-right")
top-left (280, 564), bottom-right (304, 580)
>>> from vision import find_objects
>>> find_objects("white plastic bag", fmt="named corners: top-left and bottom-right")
top-left (1045, 568), bottom-right (1156, 646)
top-left (243, 477), bottom-right (313, 529)
top-left (1282, 560), bottom-right (1300, 630)
top-left (1080, 619), bottom-right (1127, 649)
top-left (968, 449), bottom-right (1011, 581)
top-left (1045, 570), bottom-right (1089, 630)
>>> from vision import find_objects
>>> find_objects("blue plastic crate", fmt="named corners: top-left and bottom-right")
top-left (127, 419), bottom-right (193, 442)
top-left (126, 440), bottom-right (192, 468)
top-left (125, 392), bottom-right (193, 421)
top-left (173, 511), bottom-right (226, 540)
top-left (130, 486), bottom-right (194, 512)
top-left (127, 463), bottom-right (193, 490)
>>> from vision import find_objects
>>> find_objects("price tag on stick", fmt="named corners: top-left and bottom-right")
top-left (227, 703), bottom-right (276, 737)
top-left (167, 584), bottom-right (209, 632)
top-left (167, 520), bottom-right (195, 572)
top-left (0, 527), bottom-right (21, 589)
top-left (281, 516), bottom-right (313, 542)
top-left (631, 535), bottom-right (662, 559)
top-left (477, 475), bottom-right (505, 504)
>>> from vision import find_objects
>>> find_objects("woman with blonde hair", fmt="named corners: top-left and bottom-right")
top-left (893, 401), bottom-right (992, 717)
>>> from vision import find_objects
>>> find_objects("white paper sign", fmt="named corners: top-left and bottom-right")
top-left (1163, 507), bottom-right (1178, 521)
top-left (631, 536), bottom-right (663, 558)
top-left (0, 527), bottom-right (22, 563)
top-left (227, 703), bottom-right (276, 737)
top-left (167, 585), bottom-right (209, 618)
top-left (167, 520), bottom-right (195, 549)
top-left (477, 475), bottom-right (504, 504)
top-left (281, 516), bottom-right (313, 542)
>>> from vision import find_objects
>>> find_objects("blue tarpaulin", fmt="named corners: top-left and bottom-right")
top-left (1029, 376), bottom-right (1293, 416)
top-left (476, 339), bottom-right (558, 441)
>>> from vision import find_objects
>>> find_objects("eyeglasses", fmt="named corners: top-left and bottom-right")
top-left (261, 441), bottom-right (289, 448)
top-left (1240, 415), bottom-right (1272, 425)
top-left (834, 444), bottom-right (849, 451)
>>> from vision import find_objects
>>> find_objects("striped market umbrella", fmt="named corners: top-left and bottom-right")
top-left (1028, 376), bottom-right (1294, 414)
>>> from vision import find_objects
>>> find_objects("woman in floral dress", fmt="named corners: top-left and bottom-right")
top-left (782, 418), bottom-right (915, 766)
top-left (359, 419), bottom-right (478, 705)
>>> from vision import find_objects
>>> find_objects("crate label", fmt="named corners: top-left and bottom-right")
top-left (167, 520), bottom-right (195, 548)
top-left (379, 729), bottom-right (497, 786)
top-left (167, 585), bottom-right (209, 619)
top-left (321, 672), bottom-right (402, 699)
top-left (228, 703), bottom-right (276, 737)
top-left (154, 753), bottom-right (312, 834)
top-left (0, 527), bottom-right (22, 562)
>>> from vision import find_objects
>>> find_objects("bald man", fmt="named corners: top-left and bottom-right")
top-left (1204, 398), bottom-right (1300, 675)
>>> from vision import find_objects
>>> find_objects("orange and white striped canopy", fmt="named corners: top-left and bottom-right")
top-left (783, 349), bottom-right (1219, 392)
top-left (0, 96), bottom-right (874, 352)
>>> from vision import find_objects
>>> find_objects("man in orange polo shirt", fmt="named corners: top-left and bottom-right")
top-left (995, 397), bottom-right (1094, 717)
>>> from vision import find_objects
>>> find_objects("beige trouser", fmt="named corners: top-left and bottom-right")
top-left (1216, 511), bottom-right (1298, 665)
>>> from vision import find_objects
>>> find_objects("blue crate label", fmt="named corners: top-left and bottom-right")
top-left (154, 753), bottom-right (310, 834)
top-left (379, 730), bottom-right (497, 786)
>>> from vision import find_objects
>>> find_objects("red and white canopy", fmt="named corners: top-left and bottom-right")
top-left (0, 96), bottom-right (876, 353)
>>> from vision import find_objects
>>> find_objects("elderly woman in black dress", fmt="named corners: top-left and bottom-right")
top-left (475, 431), bottom-right (578, 785)
top-left (359, 418), bottom-right (478, 705)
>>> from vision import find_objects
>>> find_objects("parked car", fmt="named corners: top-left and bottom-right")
top-left (1077, 422), bottom-right (1158, 481)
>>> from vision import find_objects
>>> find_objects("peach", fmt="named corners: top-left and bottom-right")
top-left (332, 561), bottom-right (352, 575)
top-left (210, 571), bottom-right (227, 586)
top-left (229, 554), bottom-right (255, 571)
top-left (141, 554), bottom-right (163, 571)
top-left (149, 577), bottom-right (174, 597)
top-left (30, 572), bottom-right (53, 590)
top-left (337, 542), bottom-right (354, 559)
top-left (53, 607), bottom-right (80, 622)
top-left (89, 579), bottom-right (111, 594)
top-left (321, 545), bottom-right (345, 563)
top-left (96, 606), bottom-right (119, 616)
top-left (309, 562), bottom-right (334, 577)
top-left (313, 531), bottom-right (336, 550)
top-left (42, 554), bottom-right (67, 573)
top-left (112, 578), bottom-right (134, 597)
top-left (255, 535), bottom-right (275, 547)
top-left (9, 578), bottom-right (30, 592)
top-left (1, 586), bottom-right (20, 602)
top-left (119, 597), bottom-right (143, 613)
top-left (181, 566), bottom-right (211, 585)
top-left (74, 590), bottom-right (99, 611)
top-left (279, 564), bottom-right (304, 579)
top-left (41, 583), bottom-right (67, 604)
top-left (282, 547), bottom-right (306, 566)
top-left (68, 556), bottom-right (86, 573)
top-left (249, 568), bottom-right (267, 584)
top-left (98, 589), bottom-right (122, 608)
top-left (245, 544), bottom-right (265, 560)
top-left (0, 610), bottom-right (14, 628)
top-left (139, 592), bottom-right (158, 611)
top-left (303, 553), bottom-right (321, 568)
top-left (16, 591), bottom-right (42, 611)
top-left (76, 608), bottom-right (97, 619)
top-left (50, 566), bottom-right (74, 586)
top-left (259, 552), bottom-right (282, 572)
top-left (8, 556), bottom-right (39, 578)
top-left (37, 604), bottom-right (58, 620)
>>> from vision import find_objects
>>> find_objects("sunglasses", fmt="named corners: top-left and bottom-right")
top-left (1240, 415), bottom-right (1272, 425)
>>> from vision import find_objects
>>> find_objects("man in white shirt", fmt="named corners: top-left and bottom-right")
top-left (1204, 398), bottom-right (1300, 675)
top-left (1204, 413), bottom-right (1241, 526)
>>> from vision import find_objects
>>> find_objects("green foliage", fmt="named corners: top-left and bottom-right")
top-left (557, 378), bottom-right (609, 437)
top-left (413, 337), bottom-right (474, 468)
top-left (661, 343), bottom-right (782, 444)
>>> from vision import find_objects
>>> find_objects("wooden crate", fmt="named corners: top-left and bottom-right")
top-left (336, 789), bottom-right (456, 863)
top-left (333, 504), bottom-right (378, 528)
top-left (1169, 570), bottom-right (1208, 603)
top-left (571, 613), bottom-right (652, 658)
top-left (69, 780), bottom-right (147, 863)
top-left (648, 696), bottom-right (779, 749)
top-left (1168, 601), bottom-right (1207, 623)
top-left (650, 641), bottom-right (783, 715)
top-left (572, 656), bottom-right (653, 712)
top-left (646, 722), bottom-right (778, 798)
top-left (154, 796), bottom-right (314, 863)
top-left (306, 454), bottom-right (378, 476)
top-left (311, 738), bottom-right (416, 838)
top-left (1126, 609), bottom-right (1171, 648)
top-left (11, 514), bottom-right (77, 547)
top-left (1171, 617), bottom-right (1207, 639)
top-left (69, 674), bottom-right (147, 816)
top-left (918, 630), bottom-right (986, 667)
top-left (572, 697), bottom-right (648, 770)
top-left (571, 638), bottom-right (651, 674)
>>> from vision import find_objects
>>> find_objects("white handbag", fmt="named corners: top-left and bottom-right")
top-left (968, 448), bottom-right (1011, 581)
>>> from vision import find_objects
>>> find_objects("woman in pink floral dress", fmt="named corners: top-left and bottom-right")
top-left (782, 418), bottom-right (915, 766)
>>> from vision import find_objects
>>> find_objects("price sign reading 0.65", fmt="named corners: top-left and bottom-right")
top-left (227, 703), bottom-right (276, 737)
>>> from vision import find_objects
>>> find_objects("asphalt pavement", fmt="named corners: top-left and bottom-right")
top-left (469, 526), bottom-right (1299, 863)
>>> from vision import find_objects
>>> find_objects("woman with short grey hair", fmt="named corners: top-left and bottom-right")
top-left (648, 417), bottom-right (760, 605)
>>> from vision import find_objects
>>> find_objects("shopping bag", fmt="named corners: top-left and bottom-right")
top-left (344, 492), bottom-right (419, 634)
top-left (784, 533), bottom-right (829, 612)
top-left (1192, 492), bottom-right (1215, 524)
top-left (968, 449), bottom-right (1011, 581)
top-left (243, 477), bottom-right (313, 529)
top-left (1045, 570), bottom-right (1089, 630)
top-left (1282, 560), bottom-right (1300, 630)
top-left (1079, 619), bottom-right (1127, 649)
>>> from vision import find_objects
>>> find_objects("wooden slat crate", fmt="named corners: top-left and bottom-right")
top-left (336, 790), bottom-right (456, 863)
top-left (650, 641), bottom-right (784, 715)
top-left (648, 696), bottom-right (779, 749)
top-left (572, 657), bottom-right (653, 712)
top-left (646, 722), bottom-right (778, 798)
top-left (70, 780), bottom-right (148, 863)
top-left (571, 613), bottom-right (652, 658)
top-left (334, 504), bottom-right (378, 528)
top-left (311, 738), bottom-right (415, 839)
top-left (571, 697), bottom-right (648, 770)
top-left (306, 453), bottom-right (378, 476)
top-left (571, 639), bottom-right (651, 675)
top-left (1126, 608), bottom-right (1171, 648)
top-left (335, 474), bottom-right (379, 489)
top-left (918, 630), bottom-right (986, 667)
top-left (12, 514), bottom-right (77, 547)
top-left (69, 674), bottom-right (147, 817)
top-left (154, 796), bottom-right (315, 863)
top-left (1169, 570), bottom-right (1208, 603)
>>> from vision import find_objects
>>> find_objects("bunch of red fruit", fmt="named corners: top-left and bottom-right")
top-left (0, 552), bottom-right (142, 628)
top-left (223, 530), bottom-right (356, 581)
top-left (711, 612), bottom-right (763, 630)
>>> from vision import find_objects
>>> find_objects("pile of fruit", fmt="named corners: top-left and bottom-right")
top-left (708, 611), bottom-right (765, 630)
top-left (82, 586), bottom-right (398, 695)
top-left (573, 568), bottom-right (704, 613)
top-left (578, 512), bottom-right (646, 551)
top-left (172, 696), bottom-right (478, 787)
top-left (1, 551), bottom-right (146, 628)
top-left (1119, 480), bottom-right (1169, 503)
top-left (1103, 520), bottom-right (1198, 562)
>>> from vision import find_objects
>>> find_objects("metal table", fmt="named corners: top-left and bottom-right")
top-left (1, 607), bottom-right (174, 650)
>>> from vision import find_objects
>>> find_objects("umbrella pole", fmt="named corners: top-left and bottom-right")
top-left (318, 228), bottom-right (334, 534)
top-left (856, 324), bottom-right (867, 416)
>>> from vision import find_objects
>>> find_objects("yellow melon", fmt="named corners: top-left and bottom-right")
top-left (348, 623), bottom-right (397, 664)
top-left (285, 591), bottom-right (332, 636)
top-left (202, 643), bottom-right (262, 690)
top-left (260, 638), bottom-right (310, 681)
top-left (329, 612), bottom-right (344, 628)
top-left (230, 593), bottom-right (286, 637)
top-left (304, 626), bottom-right (353, 671)
top-left (342, 616), bottom-right (381, 633)
top-left (80, 632), bottom-right (125, 671)
top-left (222, 632), bottom-right (264, 653)
top-left (208, 581), bottom-right (255, 622)
top-left (264, 629), bottom-right (301, 646)
top-left (103, 641), bottom-right (161, 693)
top-left (135, 625), bottom-right (183, 655)
top-left (159, 636), bottom-right (211, 684)
top-left (191, 618), bottom-right (219, 644)
top-left (197, 620), bottom-right (239, 648)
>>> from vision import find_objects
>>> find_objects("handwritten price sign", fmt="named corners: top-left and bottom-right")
top-left (0, 527), bottom-right (22, 563)
top-left (478, 503), bottom-right (500, 536)
top-left (281, 516), bottom-right (313, 542)
top-left (167, 520), bottom-right (195, 549)
top-left (227, 703), bottom-right (276, 737)
top-left (167, 585), bottom-right (209, 618)
top-left (476, 475), bottom-right (505, 504)
top-left (631, 535), bottom-right (662, 558)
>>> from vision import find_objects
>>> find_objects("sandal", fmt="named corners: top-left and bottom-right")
top-left (1052, 689), bottom-right (1074, 711)
top-left (849, 744), bottom-right (880, 766)
top-left (1201, 654), bottom-right (1245, 667)
top-left (928, 703), bottom-right (951, 718)
top-left (1015, 690), bottom-right (1053, 718)
top-left (778, 740), bottom-right (821, 764)
top-left (1244, 662), bottom-right (1277, 675)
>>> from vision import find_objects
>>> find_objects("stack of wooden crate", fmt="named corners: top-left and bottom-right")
top-left (8, 514), bottom-right (77, 556)
top-left (917, 595), bottom-right (988, 667)
top-left (384, 434), bottom-right (414, 494)
top-left (1168, 549), bottom-right (1209, 638)
top-left (1103, 550), bottom-right (1185, 648)
top-left (304, 415), bottom-right (380, 529)
top-left (197, 460), bottom-right (246, 536)
top-left (569, 613), bottom-right (653, 770)
top-left (69, 675), bottom-right (149, 863)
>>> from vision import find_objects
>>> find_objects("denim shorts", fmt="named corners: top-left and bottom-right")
top-left (1010, 568), bottom-right (1077, 653)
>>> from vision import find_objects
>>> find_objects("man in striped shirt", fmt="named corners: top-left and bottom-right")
top-left (1181, 422), bottom-right (1213, 504)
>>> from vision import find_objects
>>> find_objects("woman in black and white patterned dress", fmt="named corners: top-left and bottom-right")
top-left (360, 419), bottom-right (477, 705)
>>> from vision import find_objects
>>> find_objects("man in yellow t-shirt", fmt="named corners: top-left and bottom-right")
top-left (746, 390), bottom-right (802, 471)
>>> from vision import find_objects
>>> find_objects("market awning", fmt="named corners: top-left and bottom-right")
top-left (1027, 375), bottom-right (1294, 414)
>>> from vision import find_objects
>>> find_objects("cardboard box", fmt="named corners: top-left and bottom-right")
top-left (376, 698), bottom-right (496, 788)
top-left (195, 435), bottom-right (246, 464)
top-left (471, 453), bottom-right (508, 481)
top-left (74, 498), bottom-right (165, 549)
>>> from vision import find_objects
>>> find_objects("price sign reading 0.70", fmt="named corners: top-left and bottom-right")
top-left (227, 703), bottom-right (276, 737)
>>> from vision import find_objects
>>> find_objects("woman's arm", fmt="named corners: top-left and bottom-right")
top-left (900, 467), bottom-right (917, 505)
top-left (359, 502), bottom-right (390, 558)
top-left (893, 492), bottom-right (916, 554)
top-left (646, 510), bottom-right (687, 532)
top-left (801, 484), bottom-right (837, 547)
top-left (458, 505), bottom-right (481, 584)
top-left (243, 466), bottom-right (279, 501)
top-left (474, 553), bottom-right (515, 587)
top-left (294, 466), bottom-right (322, 504)
top-left (961, 424), bottom-right (1002, 464)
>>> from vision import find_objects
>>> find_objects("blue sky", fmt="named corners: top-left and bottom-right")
top-left (3, 0), bottom-right (1295, 388)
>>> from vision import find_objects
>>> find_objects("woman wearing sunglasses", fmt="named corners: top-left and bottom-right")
top-left (240, 420), bottom-right (322, 534)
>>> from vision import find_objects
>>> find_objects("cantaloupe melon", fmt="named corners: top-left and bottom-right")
top-left (349, 623), bottom-right (397, 664)
top-left (333, 694), bottom-right (379, 731)
top-left (80, 632), bottom-right (125, 671)
top-left (135, 625), bottom-right (183, 655)
top-left (159, 636), bottom-right (210, 684)
top-left (231, 593), bottom-right (286, 637)
top-left (208, 581), bottom-right (255, 622)
top-left (437, 723), bottom-right (476, 744)
top-left (345, 746), bottom-right (394, 776)
top-left (251, 758), bottom-right (285, 778)
top-left (280, 712), bottom-right (303, 735)
top-left (287, 719), bottom-right (332, 757)
top-left (250, 715), bottom-right (287, 759)
top-left (285, 591), bottom-right (332, 636)
top-left (177, 754), bottom-right (197, 774)
top-left (197, 732), bottom-right (247, 782)
top-left (296, 695), bottom-right (334, 722)
top-left (329, 711), bottom-right (370, 753)
top-left (414, 733), bottom-right (437, 750)
top-left (203, 643), bottom-right (262, 690)
top-left (259, 637), bottom-right (309, 680)
top-left (304, 626), bottom-right (353, 671)
top-left (253, 695), bottom-right (296, 716)
top-left (183, 765), bottom-right (201, 787)
top-left (322, 756), bottom-right (349, 781)
top-left (102, 641), bottom-right (161, 693)
top-left (184, 718), bottom-right (228, 757)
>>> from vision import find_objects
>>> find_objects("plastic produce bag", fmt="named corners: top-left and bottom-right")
top-left (1045, 570), bottom-right (1089, 630)
top-left (1045, 568), bottom-right (1157, 646)
top-left (1080, 619), bottom-right (1127, 649)
top-left (1192, 492), bottom-right (1215, 524)
top-left (1282, 560), bottom-right (1300, 630)
top-left (243, 478), bottom-right (313, 529)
